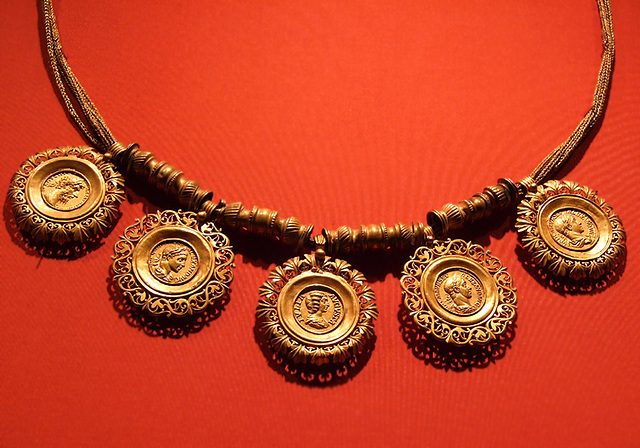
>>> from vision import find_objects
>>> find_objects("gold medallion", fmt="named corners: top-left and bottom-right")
top-left (8, 147), bottom-right (125, 245)
top-left (400, 239), bottom-right (517, 346)
top-left (515, 180), bottom-right (626, 280)
top-left (112, 210), bottom-right (234, 317)
top-left (257, 254), bottom-right (378, 365)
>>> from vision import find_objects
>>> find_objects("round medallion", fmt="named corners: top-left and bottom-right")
top-left (277, 270), bottom-right (360, 347)
top-left (547, 208), bottom-right (598, 252)
top-left (41, 170), bottom-right (91, 211)
top-left (400, 239), bottom-right (517, 346)
top-left (112, 210), bottom-right (234, 317)
top-left (8, 147), bottom-right (125, 245)
top-left (257, 254), bottom-right (378, 365)
top-left (515, 180), bottom-right (626, 280)
top-left (147, 240), bottom-right (199, 284)
top-left (293, 288), bottom-right (343, 334)
top-left (433, 265), bottom-right (485, 317)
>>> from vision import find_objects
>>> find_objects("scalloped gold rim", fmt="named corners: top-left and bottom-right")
top-left (515, 180), bottom-right (626, 280)
top-left (400, 239), bottom-right (517, 346)
top-left (8, 147), bottom-right (125, 245)
top-left (112, 210), bottom-right (234, 317)
top-left (257, 255), bottom-right (378, 365)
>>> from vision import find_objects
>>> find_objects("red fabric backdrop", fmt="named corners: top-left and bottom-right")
top-left (1, 1), bottom-right (639, 446)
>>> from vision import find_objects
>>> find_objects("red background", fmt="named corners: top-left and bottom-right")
top-left (1, 1), bottom-right (639, 446)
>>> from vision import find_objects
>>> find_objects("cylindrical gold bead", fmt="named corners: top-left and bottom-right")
top-left (220, 202), bottom-right (312, 250)
top-left (116, 143), bottom-right (212, 212)
top-left (323, 226), bottom-right (356, 255)
top-left (360, 224), bottom-right (388, 251)
top-left (222, 202), bottom-right (244, 229)
top-left (426, 178), bottom-right (520, 237)
top-left (142, 156), bottom-right (161, 179)
top-left (165, 173), bottom-right (186, 197)
top-left (278, 216), bottom-right (313, 249)
top-left (248, 207), bottom-right (279, 236)
top-left (236, 207), bottom-right (252, 230)
top-left (322, 222), bottom-right (433, 255)
top-left (426, 209), bottom-right (449, 237)
top-left (468, 195), bottom-right (489, 219)
top-left (387, 222), bottom-right (407, 249)
top-left (498, 178), bottom-right (519, 204)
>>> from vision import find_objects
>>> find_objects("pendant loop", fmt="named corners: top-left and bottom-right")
top-left (401, 239), bottom-right (517, 346)
top-left (257, 253), bottom-right (377, 365)
top-left (515, 180), bottom-right (626, 280)
top-left (112, 210), bottom-right (234, 317)
top-left (8, 147), bottom-right (125, 245)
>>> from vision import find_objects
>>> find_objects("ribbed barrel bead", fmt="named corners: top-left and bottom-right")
top-left (444, 203), bottom-right (465, 228)
top-left (323, 226), bottom-right (356, 254)
top-left (278, 216), bottom-right (314, 250)
top-left (219, 202), bottom-right (313, 250)
top-left (322, 222), bottom-right (433, 255)
top-left (123, 144), bottom-right (153, 177)
top-left (115, 143), bottom-right (212, 212)
top-left (427, 178), bottom-right (520, 237)
top-left (484, 184), bottom-right (508, 209)
top-left (498, 177), bottom-right (519, 204)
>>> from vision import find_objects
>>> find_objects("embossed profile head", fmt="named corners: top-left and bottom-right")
top-left (151, 244), bottom-right (189, 278)
top-left (443, 273), bottom-right (473, 308)
top-left (44, 173), bottom-right (85, 207)
top-left (553, 213), bottom-right (592, 247)
top-left (554, 213), bottom-right (584, 236)
top-left (304, 291), bottom-right (331, 329)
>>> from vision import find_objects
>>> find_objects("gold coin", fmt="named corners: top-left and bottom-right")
top-left (26, 156), bottom-right (105, 222)
top-left (147, 240), bottom-right (199, 285)
top-left (41, 170), bottom-right (90, 211)
top-left (546, 208), bottom-right (598, 252)
top-left (258, 254), bottom-right (378, 364)
top-left (401, 239), bottom-right (517, 346)
top-left (131, 226), bottom-right (213, 298)
top-left (8, 147), bottom-right (124, 245)
top-left (421, 255), bottom-right (499, 327)
top-left (277, 271), bottom-right (359, 346)
top-left (537, 194), bottom-right (611, 261)
top-left (516, 180), bottom-right (626, 279)
top-left (433, 267), bottom-right (485, 317)
top-left (113, 210), bottom-right (235, 317)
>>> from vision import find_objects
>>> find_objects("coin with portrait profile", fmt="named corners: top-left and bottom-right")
top-left (257, 254), bottom-right (378, 365)
top-left (433, 268), bottom-right (485, 316)
top-left (147, 240), bottom-right (199, 285)
top-left (40, 170), bottom-right (91, 211)
top-left (8, 147), bottom-right (125, 245)
top-left (112, 210), bottom-right (234, 317)
top-left (400, 239), bottom-right (517, 346)
top-left (516, 180), bottom-right (626, 280)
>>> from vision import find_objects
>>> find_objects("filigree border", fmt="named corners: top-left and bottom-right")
top-left (400, 239), bottom-right (517, 346)
top-left (8, 146), bottom-right (125, 245)
top-left (257, 255), bottom-right (378, 365)
top-left (515, 180), bottom-right (626, 280)
top-left (112, 210), bottom-right (234, 317)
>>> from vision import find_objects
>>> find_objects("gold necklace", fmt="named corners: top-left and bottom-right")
top-left (8, 0), bottom-right (626, 376)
